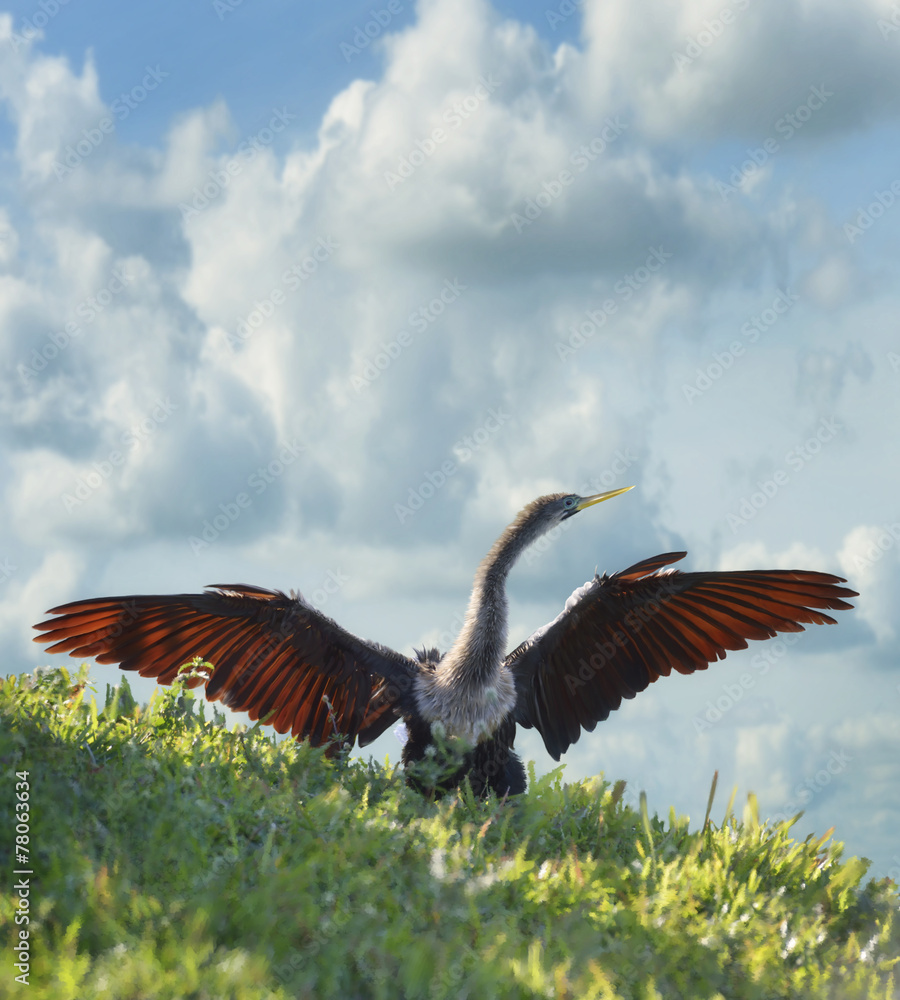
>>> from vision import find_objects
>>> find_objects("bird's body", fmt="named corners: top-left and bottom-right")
top-left (33, 489), bottom-right (857, 797)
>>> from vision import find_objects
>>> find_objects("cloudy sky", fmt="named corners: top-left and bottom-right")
top-left (2, 0), bottom-right (899, 878)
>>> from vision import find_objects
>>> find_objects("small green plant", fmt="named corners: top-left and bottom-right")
top-left (1, 666), bottom-right (897, 999)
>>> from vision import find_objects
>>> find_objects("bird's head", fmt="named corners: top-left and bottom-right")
top-left (553, 485), bottom-right (634, 521)
top-left (511, 485), bottom-right (635, 536)
top-left (486, 486), bottom-right (636, 570)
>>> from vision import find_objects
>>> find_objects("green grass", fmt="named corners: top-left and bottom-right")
top-left (1, 665), bottom-right (897, 999)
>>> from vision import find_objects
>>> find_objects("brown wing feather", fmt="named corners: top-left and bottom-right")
top-left (508, 553), bottom-right (857, 759)
top-left (34, 585), bottom-right (417, 746)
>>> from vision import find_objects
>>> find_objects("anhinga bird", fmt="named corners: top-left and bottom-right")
top-left (34, 488), bottom-right (857, 797)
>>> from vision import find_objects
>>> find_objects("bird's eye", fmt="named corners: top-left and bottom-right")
top-left (565, 497), bottom-right (576, 507)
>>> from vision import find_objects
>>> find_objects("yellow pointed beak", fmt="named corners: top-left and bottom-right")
top-left (575, 485), bottom-right (634, 512)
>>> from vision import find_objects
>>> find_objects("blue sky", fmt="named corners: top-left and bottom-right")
top-left (2, 0), bottom-right (899, 881)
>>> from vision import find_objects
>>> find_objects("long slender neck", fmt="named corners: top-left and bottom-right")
top-left (441, 503), bottom-right (554, 685)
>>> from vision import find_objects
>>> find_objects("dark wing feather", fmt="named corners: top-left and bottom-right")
top-left (507, 552), bottom-right (857, 760)
top-left (34, 584), bottom-right (417, 746)
top-left (356, 647), bottom-right (441, 747)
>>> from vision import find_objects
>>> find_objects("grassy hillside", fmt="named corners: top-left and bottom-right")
top-left (1, 665), bottom-right (897, 999)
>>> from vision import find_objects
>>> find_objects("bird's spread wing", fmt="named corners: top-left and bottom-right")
top-left (506, 553), bottom-right (857, 760)
top-left (33, 585), bottom-right (418, 747)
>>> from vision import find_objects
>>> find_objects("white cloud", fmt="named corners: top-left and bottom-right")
top-left (838, 523), bottom-right (900, 643)
top-left (579, 0), bottom-right (900, 142)
top-left (717, 539), bottom-right (832, 572)
top-left (0, 15), bottom-right (105, 181)
top-left (0, 549), bottom-right (83, 654)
